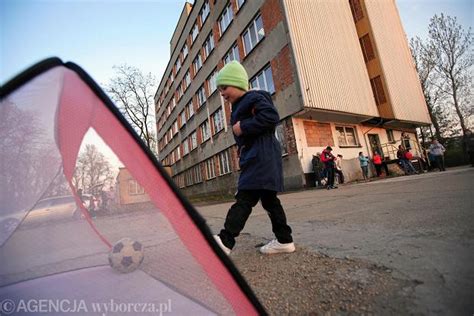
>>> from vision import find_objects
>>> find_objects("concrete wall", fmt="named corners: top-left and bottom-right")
top-left (282, 0), bottom-right (379, 117)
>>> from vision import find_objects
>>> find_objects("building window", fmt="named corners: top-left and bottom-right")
top-left (370, 76), bottom-right (387, 105)
top-left (193, 165), bottom-right (203, 184)
top-left (128, 180), bottom-right (145, 195)
top-left (173, 120), bottom-right (178, 135)
top-left (193, 53), bottom-right (203, 74)
top-left (250, 65), bottom-right (275, 94)
top-left (182, 43), bottom-right (189, 60)
top-left (175, 146), bottom-right (181, 161)
top-left (185, 169), bottom-right (192, 186)
top-left (183, 138), bottom-right (190, 155)
top-left (171, 97), bottom-right (176, 110)
top-left (191, 23), bottom-right (199, 43)
top-left (184, 71), bottom-right (191, 89)
top-left (218, 150), bottom-right (231, 175)
top-left (200, 1), bottom-right (210, 25)
top-left (205, 158), bottom-right (216, 180)
top-left (275, 123), bottom-right (288, 155)
top-left (212, 107), bottom-right (225, 134)
top-left (177, 83), bottom-right (183, 100)
top-left (203, 32), bottom-right (215, 60)
top-left (223, 43), bottom-right (240, 64)
top-left (386, 129), bottom-right (395, 143)
top-left (208, 69), bottom-right (218, 95)
top-left (197, 85), bottom-right (207, 108)
top-left (180, 110), bottom-right (186, 128)
top-left (200, 120), bottom-right (211, 142)
top-left (175, 58), bottom-right (182, 73)
top-left (242, 14), bottom-right (264, 56)
top-left (349, 0), bottom-right (364, 22)
top-left (359, 34), bottom-right (375, 62)
top-left (336, 126), bottom-right (359, 147)
top-left (190, 131), bottom-right (198, 150)
top-left (219, 3), bottom-right (234, 36)
top-left (237, 0), bottom-right (246, 10)
top-left (187, 101), bottom-right (195, 119)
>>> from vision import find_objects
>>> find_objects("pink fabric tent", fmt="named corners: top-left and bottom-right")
top-left (0, 58), bottom-right (265, 315)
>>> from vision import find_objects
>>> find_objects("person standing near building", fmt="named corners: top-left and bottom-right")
top-left (321, 146), bottom-right (337, 189)
top-left (373, 151), bottom-right (383, 177)
top-left (213, 61), bottom-right (295, 255)
top-left (429, 139), bottom-right (446, 171)
top-left (358, 152), bottom-right (369, 180)
top-left (312, 153), bottom-right (324, 187)
top-left (335, 154), bottom-right (345, 184)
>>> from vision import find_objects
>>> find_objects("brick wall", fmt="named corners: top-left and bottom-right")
top-left (304, 121), bottom-right (335, 147)
top-left (283, 118), bottom-right (298, 155)
top-left (271, 45), bottom-right (294, 92)
top-left (261, 0), bottom-right (284, 34)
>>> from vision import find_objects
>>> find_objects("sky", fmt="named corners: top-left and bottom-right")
top-left (1, 0), bottom-right (473, 87)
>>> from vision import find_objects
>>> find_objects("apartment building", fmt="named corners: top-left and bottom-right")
top-left (154, 0), bottom-right (431, 197)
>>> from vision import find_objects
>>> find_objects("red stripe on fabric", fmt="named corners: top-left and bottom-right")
top-left (56, 69), bottom-right (112, 249)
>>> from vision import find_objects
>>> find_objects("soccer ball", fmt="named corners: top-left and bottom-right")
top-left (108, 238), bottom-right (144, 273)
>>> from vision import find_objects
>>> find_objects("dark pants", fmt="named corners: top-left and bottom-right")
top-left (325, 164), bottom-right (335, 187)
top-left (374, 164), bottom-right (382, 176)
top-left (219, 190), bottom-right (293, 249)
top-left (335, 169), bottom-right (344, 184)
top-left (434, 155), bottom-right (445, 171)
top-left (314, 169), bottom-right (322, 186)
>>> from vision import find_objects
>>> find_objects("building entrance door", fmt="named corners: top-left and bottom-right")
top-left (368, 134), bottom-right (382, 156)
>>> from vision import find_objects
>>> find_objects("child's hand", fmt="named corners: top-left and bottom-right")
top-left (233, 121), bottom-right (243, 136)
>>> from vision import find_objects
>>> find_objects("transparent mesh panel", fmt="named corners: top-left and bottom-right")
top-left (0, 66), bottom-right (258, 315)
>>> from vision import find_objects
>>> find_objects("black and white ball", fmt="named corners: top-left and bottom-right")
top-left (108, 238), bottom-right (144, 273)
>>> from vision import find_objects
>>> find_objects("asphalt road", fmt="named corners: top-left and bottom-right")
top-left (198, 166), bottom-right (474, 315)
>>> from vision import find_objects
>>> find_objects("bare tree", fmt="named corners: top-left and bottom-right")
top-left (428, 14), bottom-right (473, 142)
top-left (0, 102), bottom-right (64, 211)
top-left (73, 144), bottom-right (115, 194)
top-left (106, 65), bottom-right (157, 155)
top-left (410, 37), bottom-right (446, 142)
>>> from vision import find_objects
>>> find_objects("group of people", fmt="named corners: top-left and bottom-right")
top-left (312, 146), bottom-right (344, 190)
top-left (358, 151), bottom-right (390, 180)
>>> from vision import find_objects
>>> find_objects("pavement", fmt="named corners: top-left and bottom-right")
top-left (197, 166), bottom-right (474, 315)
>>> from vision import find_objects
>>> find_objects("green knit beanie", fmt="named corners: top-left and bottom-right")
top-left (216, 61), bottom-right (249, 91)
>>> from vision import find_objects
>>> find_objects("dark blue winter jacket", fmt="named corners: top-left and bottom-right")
top-left (230, 90), bottom-right (284, 192)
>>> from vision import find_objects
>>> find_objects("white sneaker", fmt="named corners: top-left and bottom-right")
top-left (259, 239), bottom-right (295, 254)
top-left (213, 235), bottom-right (231, 255)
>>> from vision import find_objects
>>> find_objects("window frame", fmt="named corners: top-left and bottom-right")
top-left (200, 1), bottom-right (210, 25)
top-left (223, 43), bottom-right (240, 64)
top-left (200, 120), bottom-right (211, 143)
top-left (218, 150), bottom-right (231, 175)
top-left (197, 85), bottom-right (207, 108)
top-left (242, 14), bottom-right (265, 56)
top-left (205, 157), bottom-right (216, 180)
top-left (250, 64), bottom-right (275, 94)
top-left (212, 107), bottom-right (225, 135)
top-left (335, 126), bottom-right (360, 147)
top-left (203, 32), bottom-right (215, 60)
top-left (218, 3), bottom-right (234, 36)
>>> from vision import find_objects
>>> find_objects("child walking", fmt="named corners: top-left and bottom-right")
top-left (213, 61), bottom-right (295, 255)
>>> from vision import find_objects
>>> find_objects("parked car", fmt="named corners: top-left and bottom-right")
top-left (24, 195), bottom-right (91, 224)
